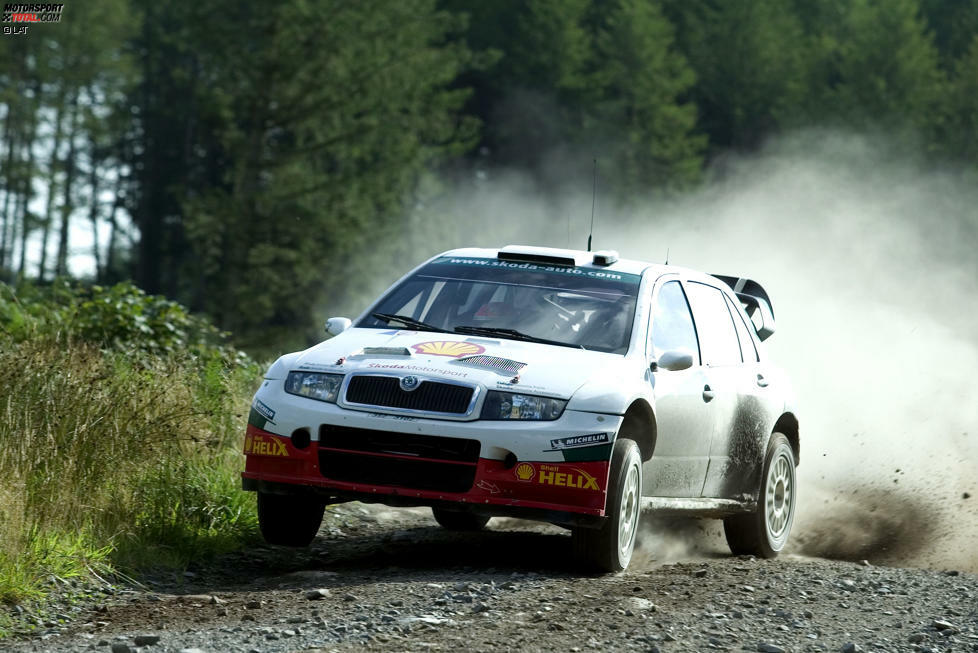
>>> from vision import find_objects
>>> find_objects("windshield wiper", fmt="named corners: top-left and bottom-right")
top-left (371, 312), bottom-right (449, 333)
top-left (454, 325), bottom-right (585, 350)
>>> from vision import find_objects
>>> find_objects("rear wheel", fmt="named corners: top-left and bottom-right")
top-left (723, 432), bottom-right (796, 558)
top-left (257, 492), bottom-right (326, 547)
top-left (572, 438), bottom-right (642, 572)
top-left (431, 508), bottom-right (490, 531)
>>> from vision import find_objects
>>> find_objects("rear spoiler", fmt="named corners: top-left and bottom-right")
top-left (712, 275), bottom-right (775, 341)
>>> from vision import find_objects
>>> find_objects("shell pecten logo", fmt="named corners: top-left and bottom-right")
top-left (514, 462), bottom-right (535, 481)
top-left (411, 340), bottom-right (486, 358)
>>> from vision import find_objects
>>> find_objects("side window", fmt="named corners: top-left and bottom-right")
top-left (725, 294), bottom-right (759, 363)
top-left (685, 282), bottom-right (742, 366)
top-left (651, 281), bottom-right (700, 365)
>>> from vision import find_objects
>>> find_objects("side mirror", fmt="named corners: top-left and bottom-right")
top-left (654, 349), bottom-right (694, 372)
top-left (324, 317), bottom-right (352, 337)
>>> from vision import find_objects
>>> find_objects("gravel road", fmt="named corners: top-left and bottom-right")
top-left (6, 503), bottom-right (978, 653)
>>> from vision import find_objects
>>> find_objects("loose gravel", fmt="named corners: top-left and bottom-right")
top-left (5, 504), bottom-right (977, 652)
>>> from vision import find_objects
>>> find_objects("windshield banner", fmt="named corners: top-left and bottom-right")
top-left (431, 256), bottom-right (642, 284)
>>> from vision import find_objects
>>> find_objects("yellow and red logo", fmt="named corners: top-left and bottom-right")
top-left (514, 462), bottom-right (535, 481)
top-left (411, 340), bottom-right (486, 358)
top-left (537, 464), bottom-right (599, 491)
top-left (244, 433), bottom-right (288, 457)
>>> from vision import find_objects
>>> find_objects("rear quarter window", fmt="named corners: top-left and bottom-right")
top-left (725, 293), bottom-right (759, 363)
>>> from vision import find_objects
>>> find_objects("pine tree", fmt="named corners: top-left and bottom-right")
top-left (830, 0), bottom-right (947, 141)
top-left (664, 0), bottom-right (812, 151)
top-left (587, 0), bottom-right (704, 194)
top-left (128, 0), bottom-right (476, 347)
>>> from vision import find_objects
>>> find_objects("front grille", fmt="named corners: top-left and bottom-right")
top-left (345, 375), bottom-right (474, 414)
top-left (320, 425), bottom-right (480, 462)
top-left (318, 425), bottom-right (480, 492)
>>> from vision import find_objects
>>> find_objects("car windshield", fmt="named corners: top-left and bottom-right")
top-left (359, 256), bottom-right (642, 354)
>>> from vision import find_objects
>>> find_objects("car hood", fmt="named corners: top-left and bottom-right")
top-left (285, 328), bottom-right (629, 399)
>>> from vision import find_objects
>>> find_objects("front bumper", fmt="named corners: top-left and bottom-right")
top-left (242, 380), bottom-right (623, 521)
top-left (242, 421), bottom-right (614, 520)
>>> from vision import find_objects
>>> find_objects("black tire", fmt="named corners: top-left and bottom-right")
top-left (257, 492), bottom-right (326, 547)
top-left (572, 438), bottom-right (643, 572)
top-left (723, 432), bottom-right (796, 558)
top-left (431, 508), bottom-right (490, 531)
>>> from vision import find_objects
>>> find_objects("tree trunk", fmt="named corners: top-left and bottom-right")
top-left (102, 173), bottom-right (123, 283)
top-left (87, 133), bottom-right (102, 279)
top-left (16, 78), bottom-right (43, 279)
top-left (38, 98), bottom-right (67, 281)
top-left (55, 91), bottom-right (80, 278)
top-left (0, 106), bottom-right (17, 272)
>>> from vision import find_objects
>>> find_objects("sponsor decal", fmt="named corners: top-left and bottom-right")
top-left (253, 398), bottom-right (276, 422)
top-left (476, 480), bottom-right (501, 494)
top-left (514, 462), bottom-right (535, 481)
top-left (366, 412), bottom-right (418, 421)
top-left (558, 442), bottom-right (614, 463)
top-left (248, 398), bottom-right (277, 430)
top-left (244, 433), bottom-right (288, 457)
top-left (366, 362), bottom-right (469, 378)
top-left (537, 464), bottom-right (600, 491)
top-left (493, 380), bottom-right (552, 394)
top-left (548, 433), bottom-right (609, 450)
top-left (433, 256), bottom-right (642, 283)
top-left (248, 408), bottom-right (272, 430)
top-left (411, 340), bottom-right (486, 358)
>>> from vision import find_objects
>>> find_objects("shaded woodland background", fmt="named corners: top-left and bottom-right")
top-left (2, 0), bottom-right (977, 353)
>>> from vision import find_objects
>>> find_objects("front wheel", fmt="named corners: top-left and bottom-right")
top-left (723, 432), bottom-right (796, 558)
top-left (572, 438), bottom-right (643, 572)
top-left (257, 492), bottom-right (326, 547)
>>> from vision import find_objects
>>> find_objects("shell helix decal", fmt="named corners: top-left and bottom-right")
top-left (512, 462), bottom-right (601, 491)
top-left (244, 432), bottom-right (289, 457)
top-left (538, 464), bottom-right (600, 490)
top-left (411, 340), bottom-right (486, 358)
top-left (514, 462), bottom-right (536, 481)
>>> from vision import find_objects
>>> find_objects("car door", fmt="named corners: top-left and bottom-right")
top-left (684, 283), bottom-right (762, 499)
top-left (643, 279), bottom-right (715, 498)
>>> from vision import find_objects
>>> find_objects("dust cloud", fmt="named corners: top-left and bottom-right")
top-left (365, 130), bottom-right (978, 571)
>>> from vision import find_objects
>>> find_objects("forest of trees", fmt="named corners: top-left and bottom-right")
top-left (1, 0), bottom-right (977, 351)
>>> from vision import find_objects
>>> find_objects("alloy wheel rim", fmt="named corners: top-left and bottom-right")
top-left (765, 450), bottom-right (793, 541)
top-left (619, 462), bottom-right (640, 559)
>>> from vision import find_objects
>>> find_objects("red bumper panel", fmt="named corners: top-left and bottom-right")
top-left (242, 425), bottom-right (610, 516)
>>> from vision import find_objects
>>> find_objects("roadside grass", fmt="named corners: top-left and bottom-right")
top-left (0, 282), bottom-right (263, 617)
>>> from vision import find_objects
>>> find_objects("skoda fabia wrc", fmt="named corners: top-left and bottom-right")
top-left (242, 245), bottom-right (799, 571)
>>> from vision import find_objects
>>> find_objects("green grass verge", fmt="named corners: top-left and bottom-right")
top-left (0, 282), bottom-right (264, 617)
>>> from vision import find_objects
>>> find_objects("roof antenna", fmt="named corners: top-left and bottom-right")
top-left (665, 247), bottom-right (670, 265)
top-left (587, 158), bottom-right (596, 252)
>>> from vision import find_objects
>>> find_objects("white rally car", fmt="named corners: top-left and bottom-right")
top-left (242, 246), bottom-right (799, 571)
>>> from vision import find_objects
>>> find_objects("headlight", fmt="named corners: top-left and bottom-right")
top-left (285, 372), bottom-right (344, 403)
top-left (480, 391), bottom-right (567, 421)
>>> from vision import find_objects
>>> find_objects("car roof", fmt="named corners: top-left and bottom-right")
top-left (436, 245), bottom-right (714, 282)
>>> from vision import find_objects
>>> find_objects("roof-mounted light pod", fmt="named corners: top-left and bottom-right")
top-left (592, 250), bottom-right (619, 266)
